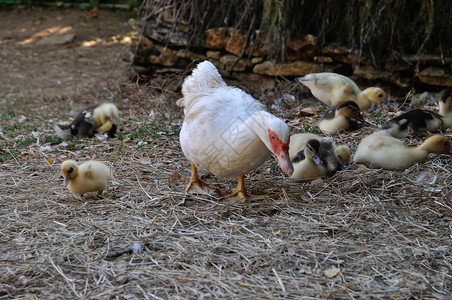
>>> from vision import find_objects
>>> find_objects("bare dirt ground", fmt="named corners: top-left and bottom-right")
top-left (1, 8), bottom-right (452, 300)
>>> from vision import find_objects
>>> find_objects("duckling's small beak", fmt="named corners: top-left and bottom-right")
top-left (313, 154), bottom-right (323, 165)
top-left (63, 176), bottom-right (70, 187)
top-left (339, 162), bottom-right (349, 170)
top-left (383, 99), bottom-right (391, 108)
top-left (355, 113), bottom-right (371, 125)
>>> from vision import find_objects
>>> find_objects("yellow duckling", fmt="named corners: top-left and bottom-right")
top-left (55, 103), bottom-right (120, 140)
top-left (353, 132), bottom-right (452, 170)
top-left (297, 72), bottom-right (386, 110)
top-left (334, 144), bottom-right (352, 170)
top-left (379, 109), bottom-right (443, 138)
top-left (290, 139), bottom-right (327, 181)
top-left (318, 101), bottom-right (366, 134)
top-left (289, 133), bottom-right (351, 175)
top-left (61, 160), bottom-right (112, 196)
top-left (439, 89), bottom-right (452, 128)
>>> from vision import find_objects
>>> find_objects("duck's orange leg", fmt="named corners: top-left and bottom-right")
top-left (223, 175), bottom-right (267, 201)
top-left (185, 163), bottom-right (216, 195)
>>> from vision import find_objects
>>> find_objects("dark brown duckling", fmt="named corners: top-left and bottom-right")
top-left (379, 109), bottom-right (443, 138)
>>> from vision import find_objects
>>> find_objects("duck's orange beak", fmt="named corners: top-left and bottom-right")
top-left (276, 151), bottom-right (294, 176)
top-left (268, 129), bottom-right (294, 176)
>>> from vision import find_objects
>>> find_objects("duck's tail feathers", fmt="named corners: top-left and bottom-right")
top-left (55, 123), bottom-right (73, 140)
top-left (179, 61), bottom-right (227, 106)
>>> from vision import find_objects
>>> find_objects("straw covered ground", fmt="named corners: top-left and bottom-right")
top-left (1, 9), bottom-right (452, 300)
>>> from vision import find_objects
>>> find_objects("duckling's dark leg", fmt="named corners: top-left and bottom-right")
top-left (185, 163), bottom-right (216, 195)
top-left (107, 124), bottom-right (117, 138)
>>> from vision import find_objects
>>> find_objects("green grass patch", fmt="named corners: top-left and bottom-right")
top-left (2, 124), bottom-right (37, 132)
top-left (303, 124), bottom-right (319, 134)
top-left (129, 120), bottom-right (180, 140)
top-left (44, 135), bottom-right (63, 145)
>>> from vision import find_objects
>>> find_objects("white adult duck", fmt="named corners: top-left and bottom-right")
top-left (178, 61), bottom-right (293, 200)
top-left (297, 72), bottom-right (386, 110)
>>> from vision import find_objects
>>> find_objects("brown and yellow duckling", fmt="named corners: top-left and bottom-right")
top-left (55, 103), bottom-right (120, 140)
top-left (289, 133), bottom-right (351, 180)
top-left (318, 101), bottom-right (366, 134)
top-left (290, 139), bottom-right (327, 181)
top-left (379, 109), bottom-right (443, 138)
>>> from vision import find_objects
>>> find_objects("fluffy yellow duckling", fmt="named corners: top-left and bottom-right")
top-left (318, 101), bottom-right (366, 134)
top-left (439, 89), bottom-right (452, 128)
top-left (290, 139), bottom-right (327, 181)
top-left (335, 144), bottom-right (351, 170)
top-left (55, 103), bottom-right (120, 140)
top-left (61, 160), bottom-right (112, 196)
top-left (297, 72), bottom-right (386, 110)
top-left (379, 109), bottom-right (443, 138)
top-left (289, 133), bottom-right (351, 175)
top-left (353, 132), bottom-right (452, 170)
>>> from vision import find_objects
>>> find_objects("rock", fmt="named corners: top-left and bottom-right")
top-left (224, 28), bottom-right (267, 57)
top-left (219, 54), bottom-right (252, 71)
top-left (322, 43), bottom-right (368, 65)
top-left (206, 51), bottom-right (221, 60)
top-left (286, 34), bottom-right (318, 61)
top-left (147, 45), bottom-right (190, 67)
top-left (406, 54), bottom-right (452, 65)
top-left (354, 66), bottom-right (412, 88)
top-left (232, 72), bottom-right (275, 90)
top-left (253, 60), bottom-right (338, 76)
top-left (36, 26), bottom-right (75, 46)
top-left (148, 27), bottom-right (189, 47)
top-left (176, 49), bottom-right (207, 62)
top-left (418, 66), bottom-right (452, 87)
top-left (139, 36), bottom-right (153, 50)
top-left (251, 57), bottom-right (264, 64)
top-left (204, 27), bottom-right (228, 49)
top-left (161, 9), bottom-right (191, 32)
top-left (287, 34), bottom-right (317, 51)
top-left (314, 56), bottom-right (333, 64)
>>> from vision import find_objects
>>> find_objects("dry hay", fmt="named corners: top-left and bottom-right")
top-left (1, 79), bottom-right (452, 299)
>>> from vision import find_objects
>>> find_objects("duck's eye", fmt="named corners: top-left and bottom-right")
top-left (378, 94), bottom-right (383, 98)
top-left (68, 167), bottom-right (73, 174)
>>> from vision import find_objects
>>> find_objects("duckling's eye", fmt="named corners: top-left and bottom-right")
top-left (378, 94), bottom-right (383, 98)
top-left (68, 167), bottom-right (73, 174)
